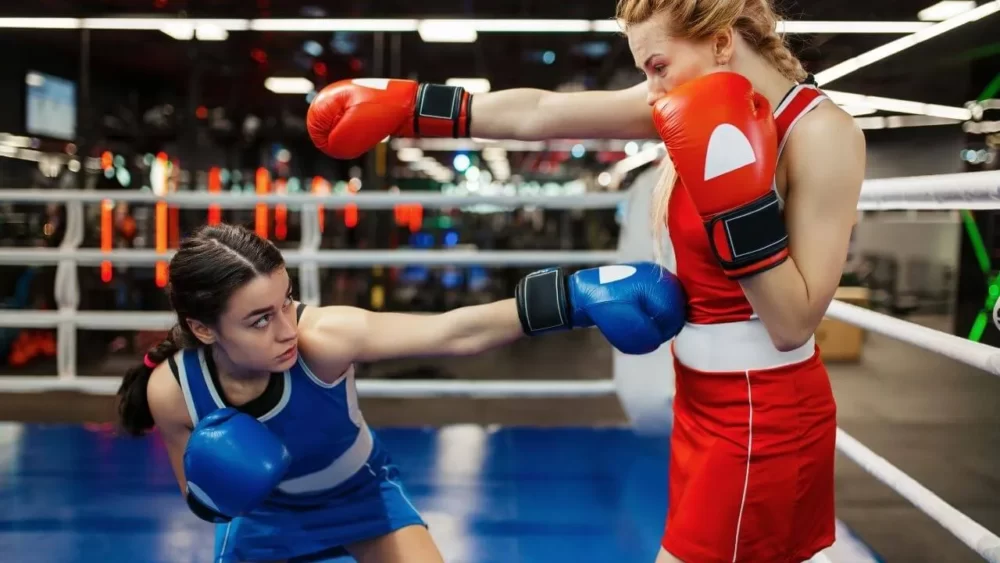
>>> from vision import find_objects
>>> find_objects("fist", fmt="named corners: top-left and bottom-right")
top-left (568, 262), bottom-right (686, 355)
top-left (307, 79), bottom-right (418, 160)
top-left (183, 408), bottom-right (291, 522)
top-left (307, 78), bottom-right (472, 160)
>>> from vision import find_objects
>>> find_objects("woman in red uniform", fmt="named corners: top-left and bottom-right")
top-left (306, 1), bottom-right (866, 561)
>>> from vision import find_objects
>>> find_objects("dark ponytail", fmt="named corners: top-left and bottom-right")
top-left (116, 324), bottom-right (196, 436)
top-left (115, 223), bottom-right (286, 437)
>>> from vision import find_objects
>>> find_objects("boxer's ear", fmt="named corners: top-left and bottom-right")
top-left (712, 28), bottom-right (735, 66)
top-left (186, 318), bottom-right (217, 345)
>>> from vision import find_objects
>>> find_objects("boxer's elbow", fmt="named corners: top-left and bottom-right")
top-left (765, 314), bottom-right (820, 352)
top-left (771, 331), bottom-right (812, 353)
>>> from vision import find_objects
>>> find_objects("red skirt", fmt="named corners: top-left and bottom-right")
top-left (662, 342), bottom-right (837, 563)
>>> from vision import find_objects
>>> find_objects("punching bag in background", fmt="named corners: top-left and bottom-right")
top-left (613, 163), bottom-right (677, 436)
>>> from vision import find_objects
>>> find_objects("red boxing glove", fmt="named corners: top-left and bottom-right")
top-left (653, 72), bottom-right (784, 279)
top-left (306, 78), bottom-right (472, 160)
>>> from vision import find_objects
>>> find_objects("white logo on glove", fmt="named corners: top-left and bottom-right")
top-left (705, 124), bottom-right (756, 181)
top-left (352, 78), bottom-right (390, 90)
top-left (992, 297), bottom-right (1000, 332)
top-left (598, 265), bottom-right (637, 284)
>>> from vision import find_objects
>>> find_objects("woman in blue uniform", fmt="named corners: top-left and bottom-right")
top-left (116, 223), bottom-right (684, 563)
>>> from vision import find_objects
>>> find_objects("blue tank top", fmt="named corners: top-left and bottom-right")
top-left (169, 305), bottom-right (376, 508)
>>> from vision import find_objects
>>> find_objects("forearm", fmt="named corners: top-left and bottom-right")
top-left (469, 82), bottom-right (657, 141)
top-left (469, 89), bottom-right (550, 140)
top-left (441, 298), bottom-right (525, 355)
top-left (740, 259), bottom-right (827, 351)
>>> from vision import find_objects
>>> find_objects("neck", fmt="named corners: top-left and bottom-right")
top-left (211, 344), bottom-right (269, 382)
top-left (729, 49), bottom-right (797, 111)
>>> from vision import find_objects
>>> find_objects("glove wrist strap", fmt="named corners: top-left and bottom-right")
top-left (704, 190), bottom-right (789, 279)
top-left (186, 490), bottom-right (232, 524)
top-left (413, 84), bottom-right (472, 138)
top-left (515, 268), bottom-right (572, 336)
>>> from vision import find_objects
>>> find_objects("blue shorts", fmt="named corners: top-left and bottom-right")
top-left (213, 448), bottom-right (425, 563)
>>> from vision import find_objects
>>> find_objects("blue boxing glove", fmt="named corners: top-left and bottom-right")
top-left (183, 408), bottom-right (291, 523)
top-left (515, 262), bottom-right (686, 354)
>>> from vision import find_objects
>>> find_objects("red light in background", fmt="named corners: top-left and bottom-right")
top-left (207, 167), bottom-right (221, 225)
top-left (255, 167), bottom-right (271, 239)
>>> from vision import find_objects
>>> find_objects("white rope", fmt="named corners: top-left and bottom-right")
top-left (0, 248), bottom-right (619, 267)
top-left (5, 301), bottom-right (997, 379)
top-left (1, 170), bottom-right (997, 209)
top-left (857, 170), bottom-right (1000, 210)
top-left (0, 188), bottom-right (628, 209)
top-left (825, 301), bottom-right (1000, 376)
top-left (836, 428), bottom-right (1000, 562)
top-left (0, 376), bottom-right (617, 398)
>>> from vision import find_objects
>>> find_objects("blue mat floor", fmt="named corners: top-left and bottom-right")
top-left (0, 424), bottom-right (878, 562)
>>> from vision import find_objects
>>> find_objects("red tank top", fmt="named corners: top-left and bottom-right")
top-left (667, 81), bottom-right (828, 324)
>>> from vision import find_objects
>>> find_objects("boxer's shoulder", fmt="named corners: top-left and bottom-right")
top-left (785, 100), bottom-right (862, 154)
top-left (296, 305), bottom-right (361, 384)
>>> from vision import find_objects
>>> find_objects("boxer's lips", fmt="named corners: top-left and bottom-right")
top-left (277, 344), bottom-right (297, 360)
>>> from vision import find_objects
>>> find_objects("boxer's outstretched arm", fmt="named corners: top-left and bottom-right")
top-left (469, 81), bottom-right (656, 140)
top-left (740, 104), bottom-right (866, 350)
top-left (302, 300), bottom-right (524, 364)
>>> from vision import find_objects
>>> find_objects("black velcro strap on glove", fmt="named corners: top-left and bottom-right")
top-left (514, 268), bottom-right (572, 336)
top-left (413, 83), bottom-right (472, 138)
top-left (186, 491), bottom-right (232, 524)
top-left (704, 190), bottom-right (790, 279)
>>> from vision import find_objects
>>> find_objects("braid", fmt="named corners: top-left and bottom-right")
top-left (736, 0), bottom-right (808, 82)
top-left (116, 321), bottom-right (199, 436)
top-left (759, 32), bottom-right (808, 82)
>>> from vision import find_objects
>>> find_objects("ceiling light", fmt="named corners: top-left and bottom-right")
top-left (855, 115), bottom-right (961, 129)
top-left (815, 1), bottom-right (1000, 85)
top-left (418, 20), bottom-right (477, 42)
top-left (446, 78), bottom-right (491, 94)
top-left (250, 19), bottom-right (418, 32)
top-left (160, 22), bottom-right (195, 40)
top-left (918, 1), bottom-right (977, 21)
top-left (825, 91), bottom-right (972, 120)
top-left (194, 24), bottom-right (229, 41)
top-left (82, 18), bottom-right (247, 31)
top-left (775, 21), bottom-right (932, 34)
top-left (0, 18), bottom-right (80, 29)
top-left (264, 77), bottom-right (314, 94)
top-left (841, 104), bottom-right (877, 117)
top-left (473, 19), bottom-right (591, 32)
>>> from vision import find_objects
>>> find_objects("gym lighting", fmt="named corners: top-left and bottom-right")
top-left (824, 91), bottom-right (972, 120)
top-left (918, 1), bottom-right (977, 21)
top-left (815, 0), bottom-right (1000, 85)
top-left (446, 78), bottom-right (491, 94)
top-left (159, 22), bottom-right (229, 41)
top-left (264, 77), bottom-right (315, 94)
top-left (0, 17), bottom-right (930, 35)
top-left (417, 20), bottom-right (477, 43)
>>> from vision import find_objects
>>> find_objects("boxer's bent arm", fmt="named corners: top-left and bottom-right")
top-left (739, 105), bottom-right (866, 351)
top-left (303, 300), bottom-right (524, 364)
top-left (147, 365), bottom-right (194, 495)
top-left (469, 81), bottom-right (656, 141)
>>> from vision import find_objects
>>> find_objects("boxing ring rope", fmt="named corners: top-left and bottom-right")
top-left (2, 169), bottom-right (1000, 559)
top-left (836, 429), bottom-right (1000, 562)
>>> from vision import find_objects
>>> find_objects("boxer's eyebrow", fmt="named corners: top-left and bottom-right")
top-left (242, 281), bottom-right (293, 320)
